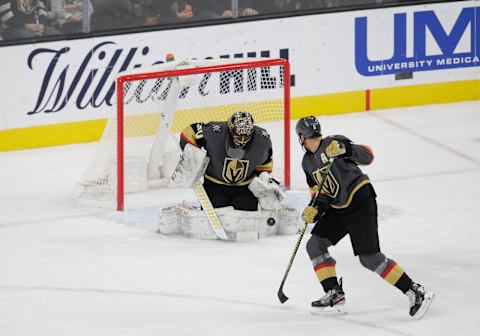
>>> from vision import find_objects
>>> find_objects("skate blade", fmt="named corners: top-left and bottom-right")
top-left (413, 291), bottom-right (435, 320)
top-left (311, 303), bottom-right (347, 316)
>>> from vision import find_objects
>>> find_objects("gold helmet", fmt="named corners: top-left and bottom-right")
top-left (227, 111), bottom-right (254, 148)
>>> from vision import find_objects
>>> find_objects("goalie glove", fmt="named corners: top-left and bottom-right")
top-left (248, 172), bottom-right (286, 210)
top-left (170, 143), bottom-right (210, 187)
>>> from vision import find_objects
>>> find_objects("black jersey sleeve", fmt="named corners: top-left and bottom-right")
top-left (349, 144), bottom-right (374, 165)
top-left (332, 135), bottom-right (374, 165)
top-left (255, 146), bottom-right (273, 174)
top-left (179, 123), bottom-right (206, 150)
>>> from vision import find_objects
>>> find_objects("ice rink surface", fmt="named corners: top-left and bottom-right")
top-left (1, 101), bottom-right (480, 336)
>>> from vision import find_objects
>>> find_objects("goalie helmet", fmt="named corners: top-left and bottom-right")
top-left (295, 116), bottom-right (322, 140)
top-left (227, 111), bottom-right (254, 148)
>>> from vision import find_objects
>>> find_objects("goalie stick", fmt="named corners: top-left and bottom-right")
top-left (171, 147), bottom-right (230, 241)
top-left (192, 180), bottom-right (230, 240)
top-left (278, 158), bottom-right (335, 303)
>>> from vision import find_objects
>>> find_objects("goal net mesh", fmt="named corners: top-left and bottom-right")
top-left (74, 58), bottom-right (290, 209)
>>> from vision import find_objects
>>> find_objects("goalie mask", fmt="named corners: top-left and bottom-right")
top-left (227, 111), bottom-right (254, 149)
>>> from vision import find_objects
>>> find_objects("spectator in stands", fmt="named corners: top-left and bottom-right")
top-left (135, 0), bottom-right (192, 26)
top-left (141, 1), bottom-right (245, 26)
top-left (90, 0), bottom-right (136, 31)
top-left (0, 0), bottom-right (60, 39)
top-left (189, 0), bottom-right (259, 18)
top-left (261, 0), bottom-right (300, 12)
top-left (48, 0), bottom-right (93, 33)
top-left (300, 0), bottom-right (380, 9)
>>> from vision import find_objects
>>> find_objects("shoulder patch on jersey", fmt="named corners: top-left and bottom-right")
top-left (260, 130), bottom-right (270, 138)
top-left (212, 124), bottom-right (222, 133)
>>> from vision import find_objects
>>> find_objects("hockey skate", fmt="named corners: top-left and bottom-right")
top-left (311, 279), bottom-right (346, 315)
top-left (406, 283), bottom-right (434, 319)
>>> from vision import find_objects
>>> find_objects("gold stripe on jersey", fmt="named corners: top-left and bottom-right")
top-left (330, 179), bottom-right (371, 209)
top-left (204, 174), bottom-right (254, 187)
top-left (255, 160), bottom-right (273, 173)
top-left (180, 126), bottom-right (197, 146)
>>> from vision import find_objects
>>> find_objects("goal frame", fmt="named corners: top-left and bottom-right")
top-left (116, 58), bottom-right (291, 211)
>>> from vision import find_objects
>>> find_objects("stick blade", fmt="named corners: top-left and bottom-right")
top-left (278, 288), bottom-right (289, 304)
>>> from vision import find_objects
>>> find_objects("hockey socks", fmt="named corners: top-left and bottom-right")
top-left (379, 259), bottom-right (414, 293)
top-left (312, 253), bottom-right (338, 292)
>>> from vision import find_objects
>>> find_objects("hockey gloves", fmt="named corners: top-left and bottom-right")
top-left (302, 197), bottom-right (329, 223)
top-left (325, 139), bottom-right (352, 158)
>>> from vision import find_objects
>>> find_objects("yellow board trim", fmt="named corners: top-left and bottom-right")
top-left (371, 79), bottom-right (480, 110)
top-left (0, 119), bottom-right (107, 151)
top-left (1, 79), bottom-right (479, 151)
top-left (291, 91), bottom-right (365, 119)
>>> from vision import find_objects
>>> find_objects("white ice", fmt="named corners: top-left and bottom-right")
top-left (1, 101), bottom-right (480, 336)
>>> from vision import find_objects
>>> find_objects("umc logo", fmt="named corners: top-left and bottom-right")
top-left (355, 6), bottom-right (480, 76)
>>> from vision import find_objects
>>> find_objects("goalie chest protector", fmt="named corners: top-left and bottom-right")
top-left (202, 122), bottom-right (273, 186)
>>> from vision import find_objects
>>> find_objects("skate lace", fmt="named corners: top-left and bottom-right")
top-left (406, 289), bottom-right (416, 308)
top-left (320, 287), bottom-right (343, 304)
top-left (317, 278), bottom-right (344, 305)
top-left (323, 289), bottom-right (335, 300)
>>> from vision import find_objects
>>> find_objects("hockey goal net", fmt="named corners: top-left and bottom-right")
top-left (74, 58), bottom-right (291, 210)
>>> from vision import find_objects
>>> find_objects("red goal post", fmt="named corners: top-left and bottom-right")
top-left (75, 58), bottom-right (291, 210)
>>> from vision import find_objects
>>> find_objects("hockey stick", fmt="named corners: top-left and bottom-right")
top-left (278, 158), bottom-right (335, 303)
top-left (192, 180), bottom-right (230, 240)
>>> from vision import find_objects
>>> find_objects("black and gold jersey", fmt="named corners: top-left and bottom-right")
top-left (0, 0), bottom-right (48, 27)
top-left (302, 135), bottom-right (374, 210)
top-left (180, 122), bottom-right (273, 186)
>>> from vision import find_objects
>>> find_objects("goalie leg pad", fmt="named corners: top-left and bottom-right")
top-left (157, 204), bottom-right (179, 235)
top-left (222, 209), bottom-right (280, 238)
top-left (277, 206), bottom-right (302, 235)
top-left (157, 203), bottom-right (301, 239)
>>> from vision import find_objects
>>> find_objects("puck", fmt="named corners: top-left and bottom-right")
top-left (267, 217), bottom-right (276, 226)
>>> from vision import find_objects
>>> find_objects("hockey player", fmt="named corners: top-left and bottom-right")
top-left (296, 116), bottom-right (434, 319)
top-left (176, 111), bottom-right (283, 211)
